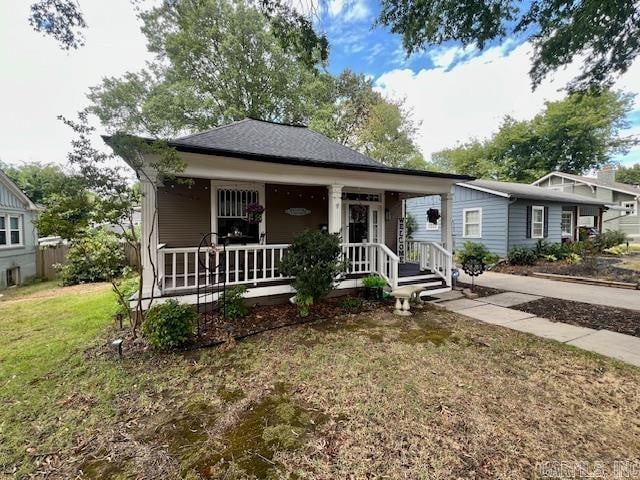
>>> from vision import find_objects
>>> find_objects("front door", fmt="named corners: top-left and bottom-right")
top-left (344, 203), bottom-right (383, 243)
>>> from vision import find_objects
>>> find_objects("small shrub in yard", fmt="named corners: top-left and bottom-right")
top-left (57, 229), bottom-right (127, 285)
top-left (455, 241), bottom-right (500, 266)
top-left (340, 296), bottom-right (363, 312)
top-left (593, 229), bottom-right (628, 251)
top-left (362, 274), bottom-right (386, 288)
top-left (279, 231), bottom-right (344, 316)
top-left (507, 246), bottom-right (538, 265)
top-left (142, 300), bottom-right (197, 350)
top-left (220, 285), bottom-right (248, 319)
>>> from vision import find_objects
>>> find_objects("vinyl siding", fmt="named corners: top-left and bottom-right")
top-left (0, 181), bottom-right (38, 288)
top-left (507, 200), bottom-right (562, 250)
top-left (157, 178), bottom-right (211, 247)
top-left (265, 184), bottom-right (327, 244)
top-left (406, 185), bottom-right (509, 257)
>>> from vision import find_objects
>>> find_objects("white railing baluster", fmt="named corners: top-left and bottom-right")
top-left (234, 250), bottom-right (239, 284)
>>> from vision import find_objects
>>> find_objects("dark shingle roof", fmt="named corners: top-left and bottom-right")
top-left (173, 118), bottom-right (384, 168)
top-left (166, 118), bottom-right (472, 180)
top-left (462, 179), bottom-right (607, 206)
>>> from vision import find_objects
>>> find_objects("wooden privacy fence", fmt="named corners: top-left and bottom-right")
top-left (36, 243), bottom-right (140, 280)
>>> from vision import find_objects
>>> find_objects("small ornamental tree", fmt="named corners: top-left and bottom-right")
top-left (279, 231), bottom-right (345, 316)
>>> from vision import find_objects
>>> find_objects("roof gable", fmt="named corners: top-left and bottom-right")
top-left (533, 172), bottom-right (640, 197)
top-left (0, 170), bottom-right (36, 210)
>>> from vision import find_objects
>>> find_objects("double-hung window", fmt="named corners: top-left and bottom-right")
top-left (426, 215), bottom-right (440, 231)
top-left (561, 211), bottom-right (574, 238)
top-left (531, 206), bottom-right (545, 239)
top-left (216, 188), bottom-right (260, 244)
top-left (463, 208), bottom-right (482, 238)
top-left (0, 213), bottom-right (22, 247)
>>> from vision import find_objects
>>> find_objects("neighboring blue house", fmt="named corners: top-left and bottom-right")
top-left (0, 170), bottom-right (38, 289)
top-left (406, 179), bottom-right (607, 258)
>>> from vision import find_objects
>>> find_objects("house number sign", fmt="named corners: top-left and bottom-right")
top-left (285, 208), bottom-right (312, 216)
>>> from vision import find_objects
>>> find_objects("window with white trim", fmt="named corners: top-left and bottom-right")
top-left (623, 201), bottom-right (637, 216)
top-left (0, 214), bottom-right (22, 247)
top-left (561, 211), bottom-right (574, 238)
top-left (463, 208), bottom-right (482, 238)
top-left (531, 206), bottom-right (545, 239)
top-left (216, 188), bottom-right (260, 243)
top-left (426, 216), bottom-right (440, 230)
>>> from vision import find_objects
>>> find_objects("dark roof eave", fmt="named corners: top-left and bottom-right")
top-left (167, 141), bottom-right (474, 181)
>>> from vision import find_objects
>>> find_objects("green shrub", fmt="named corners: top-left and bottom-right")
top-left (340, 296), bottom-right (363, 312)
top-left (220, 285), bottom-right (248, 319)
top-left (455, 242), bottom-right (499, 266)
top-left (362, 274), bottom-right (387, 289)
top-left (294, 293), bottom-right (314, 317)
top-left (593, 229), bottom-right (628, 251)
top-left (57, 229), bottom-right (127, 286)
top-left (142, 300), bottom-right (197, 350)
top-left (507, 246), bottom-right (538, 265)
top-left (279, 231), bottom-right (344, 315)
top-left (535, 240), bottom-right (573, 261)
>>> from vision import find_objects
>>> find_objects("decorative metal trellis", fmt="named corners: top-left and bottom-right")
top-left (196, 233), bottom-right (227, 333)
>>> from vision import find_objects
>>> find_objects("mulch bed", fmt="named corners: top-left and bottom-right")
top-left (455, 282), bottom-right (505, 298)
top-left (493, 257), bottom-right (640, 284)
top-left (511, 297), bottom-right (640, 338)
top-left (196, 297), bottom-right (381, 346)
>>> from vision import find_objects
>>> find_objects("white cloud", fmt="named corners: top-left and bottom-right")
top-left (375, 41), bottom-right (640, 162)
top-left (327, 0), bottom-right (370, 22)
top-left (427, 44), bottom-right (477, 69)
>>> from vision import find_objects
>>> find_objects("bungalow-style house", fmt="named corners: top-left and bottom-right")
top-left (0, 169), bottom-right (38, 289)
top-left (105, 118), bottom-right (472, 304)
top-left (532, 167), bottom-right (640, 239)
top-left (406, 179), bottom-right (607, 258)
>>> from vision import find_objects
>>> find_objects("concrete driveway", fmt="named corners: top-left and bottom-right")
top-left (458, 271), bottom-right (640, 311)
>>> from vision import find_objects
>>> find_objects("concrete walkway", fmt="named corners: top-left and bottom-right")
top-left (433, 292), bottom-right (640, 367)
top-left (458, 271), bottom-right (640, 311)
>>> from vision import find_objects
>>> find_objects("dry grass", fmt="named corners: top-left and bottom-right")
top-left (3, 287), bottom-right (640, 479)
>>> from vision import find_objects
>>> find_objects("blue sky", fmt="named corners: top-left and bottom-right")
top-left (0, 0), bottom-right (638, 170)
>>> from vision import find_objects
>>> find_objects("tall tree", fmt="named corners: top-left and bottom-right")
top-left (0, 161), bottom-right (75, 204)
top-left (616, 163), bottom-right (640, 185)
top-left (378, 0), bottom-right (640, 90)
top-left (89, 0), bottom-right (324, 136)
top-left (433, 89), bottom-right (638, 182)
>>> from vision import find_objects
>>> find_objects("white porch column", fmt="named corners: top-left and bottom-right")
top-left (327, 184), bottom-right (343, 235)
top-left (140, 176), bottom-right (160, 297)
top-left (440, 192), bottom-right (453, 251)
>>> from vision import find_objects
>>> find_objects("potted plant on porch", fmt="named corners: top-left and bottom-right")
top-left (362, 274), bottom-right (386, 301)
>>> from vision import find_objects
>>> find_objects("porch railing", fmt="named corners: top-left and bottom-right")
top-left (157, 241), bottom-right (452, 293)
top-left (159, 244), bottom-right (291, 292)
top-left (406, 240), bottom-right (453, 286)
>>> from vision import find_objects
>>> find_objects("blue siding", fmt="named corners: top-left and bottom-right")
top-left (406, 185), bottom-right (510, 257)
top-left (507, 200), bottom-right (562, 250)
top-left (0, 180), bottom-right (38, 288)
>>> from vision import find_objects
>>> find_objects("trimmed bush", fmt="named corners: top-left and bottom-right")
top-left (57, 229), bottom-right (127, 286)
top-left (142, 300), bottom-right (197, 350)
top-left (362, 274), bottom-right (387, 289)
top-left (220, 285), bottom-right (248, 320)
top-left (593, 229), bottom-right (628, 251)
top-left (507, 246), bottom-right (538, 265)
top-left (455, 242), bottom-right (499, 266)
top-left (279, 231), bottom-right (344, 315)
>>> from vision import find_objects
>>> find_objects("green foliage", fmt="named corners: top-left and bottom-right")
top-left (112, 273), bottom-right (139, 319)
top-left (340, 296), bottom-right (364, 312)
top-left (507, 246), bottom-right (538, 266)
top-left (616, 163), bottom-right (640, 185)
top-left (294, 293), bottom-right (314, 318)
top-left (455, 242), bottom-right (499, 266)
top-left (279, 231), bottom-right (344, 314)
top-left (433, 90), bottom-right (636, 182)
top-left (404, 213), bottom-right (417, 240)
top-left (362, 274), bottom-right (387, 289)
top-left (29, 0), bottom-right (86, 50)
top-left (142, 300), bottom-right (197, 350)
top-left (377, 0), bottom-right (640, 90)
top-left (36, 191), bottom-right (93, 239)
top-left (605, 243), bottom-right (640, 256)
top-left (220, 285), bottom-right (248, 320)
top-left (56, 230), bottom-right (127, 286)
top-left (593, 229), bottom-right (628, 251)
top-left (0, 161), bottom-right (79, 205)
top-left (534, 240), bottom-right (574, 261)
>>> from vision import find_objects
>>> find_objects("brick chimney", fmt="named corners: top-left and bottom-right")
top-left (596, 164), bottom-right (616, 184)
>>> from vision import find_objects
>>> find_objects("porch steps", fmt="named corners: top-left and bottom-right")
top-left (397, 273), bottom-right (441, 285)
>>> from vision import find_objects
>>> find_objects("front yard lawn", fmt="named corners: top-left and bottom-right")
top-left (2, 283), bottom-right (640, 479)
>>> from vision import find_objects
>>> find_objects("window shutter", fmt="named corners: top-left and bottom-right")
top-left (543, 207), bottom-right (549, 238)
top-left (526, 205), bottom-right (532, 238)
